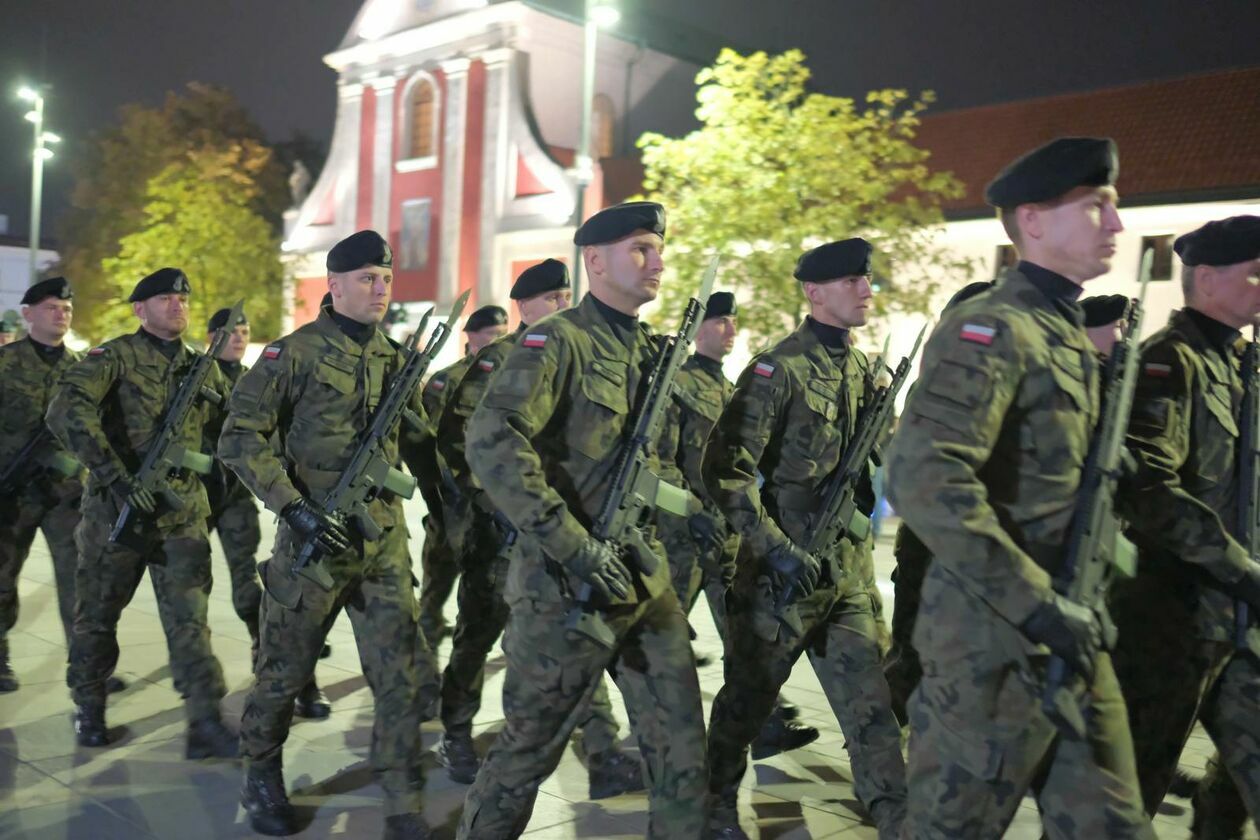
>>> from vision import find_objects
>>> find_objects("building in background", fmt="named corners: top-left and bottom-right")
top-left (0, 215), bottom-right (58, 318)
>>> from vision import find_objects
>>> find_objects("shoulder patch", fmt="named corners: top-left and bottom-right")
top-left (427, 375), bottom-right (447, 391)
top-left (262, 344), bottom-right (282, 360)
top-left (88, 346), bottom-right (107, 356)
top-left (1144, 362), bottom-right (1172, 378)
top-left (959, 323), bottom-right (996, 346)
top-left (522, 333), bottom-right (547, 349)
top-left (478, 359), bottom-right (496, 373)
top-left (753, 361), bottom-right (776, 378)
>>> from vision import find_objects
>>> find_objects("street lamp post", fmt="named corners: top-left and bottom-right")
top-left (570, 0), bottom-right (620, 300)
top-left (18, 86), bottom-right (58, 287)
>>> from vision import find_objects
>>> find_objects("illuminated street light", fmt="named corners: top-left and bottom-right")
top-left (15, 84), bottom-right (57, 286)
top-left (17, 86), bottom-right (37, 102)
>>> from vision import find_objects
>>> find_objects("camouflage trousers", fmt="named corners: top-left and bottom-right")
top-left (1194, 751), bottom-right (1251, 839)
top-left (207, 487), bottom-right (262, 635)
top-left (68, 495), bottom-right (227, 722)
top-left (457, 590), bottom-right (709, 839)
top-left (0, 478), bottom-right (81, 652)
top-left (418, 512), bottom-right (460, 642)
top-left (708, 576), bottom-right (906, 836)
top-left (884, 524), bottom-right (931, 725)
top-left (243, 522), bottom-right (437, 816)
top-left (439, 522), bottom-right (622, 757)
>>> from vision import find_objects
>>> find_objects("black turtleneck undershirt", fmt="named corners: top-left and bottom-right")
top-left (27, 336), bottom-right (66, 365)
top-left (693, 352), bottom-right (725, 378)
top-left (1018, 260), bottom-right (1086, 326)
top-left (1183, 307), bottom-right (1243, 352)
top-left (589, 293), bottom-right (639, 349)
top-left (805, 316), bottom-right (851, 360)
top-left (215, 358), bottom-right (243, 378)
top-left (139, 327), bottom-right (183, 360)
top-left (328, 308), bottom-right (376, 346)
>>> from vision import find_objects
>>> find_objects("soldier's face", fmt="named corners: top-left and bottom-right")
top-left (1197, 259), bottom-right (1260, 329)
top-left (586, 232), bottom-right (665, 312)
top-left (22, 298), bottom-right (73, 344)
top-left (212, 323), bottom-right (250, 362)
top-left (467, 324), bottom-right (509, 354)
top-left (135, 293), bottom-right (189, 339)
top-left (329, 267), bottom-right (393, 324)
top-left (1022, 186), bottom-right (1124, 283)
top-left (517, 289), bottom-right (572, 326)
top-left (805, 275), bottom-right (873, 329)
top-left (695, 315), bottom-right (737, 359)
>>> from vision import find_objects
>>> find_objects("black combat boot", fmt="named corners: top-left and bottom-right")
top-left (382, 812), bottom-right (431, 839)
top-left (438, 731), bottom-right (480, 783)
top-left (0, 643), bottom-right (17, 693)
top-left (708, 792), bottom-right (749, 839)
top-left (241, 758), bottom-right (298, 836)
top-left (750, 711), bottom-right (819, 760)
top-left (72, 703), bottom-right (110, 747)
top-left (587, 749), bottom-right (646, 799)
top-left (186, 716), bottom-right (240, 760)
top-left (105, 675), bottom-right (127, 694)
top-left (319, 642), bottom-right (332, 659)
top-left (293, 681), bottom-right (331, 719)
top-left (774, 696), bottom-right (800, 721)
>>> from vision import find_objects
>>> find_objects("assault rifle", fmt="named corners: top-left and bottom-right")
top-left (773, 326), bottom-right (925, 637)
top-left (1041, 251), bottom-right (1151, 738)
top-left (1234, 326), bottom-right (1259, 649)
top-left (109, 299), bottom-right (244, 546)
top-left (564, 256), bottom-right (719, 647)
top-left (0, 427), bottom-right (51, 495)
top-left (291, 289), bottom-right (470, 590)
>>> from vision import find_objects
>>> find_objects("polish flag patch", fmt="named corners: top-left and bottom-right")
top-left (88, 346), bottom-right (107, 356)
top-left (1144, 363), bottom-right (1172, 378)
top-left (960, 324), bottom-right (996, 346)
top-left (427, 377), bottom-right (446, 391)
top-left (263, 344), bottom-right (282, 360)
top-left (478, 360), bottom-right (496, 373)
top-left (522, 334), bottom-right (547, 349)
top-left (753, 361), bottom-right (776, 378)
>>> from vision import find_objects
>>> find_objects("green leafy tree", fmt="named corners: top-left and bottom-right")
top-left (638, 49), bottom-right (970, 347)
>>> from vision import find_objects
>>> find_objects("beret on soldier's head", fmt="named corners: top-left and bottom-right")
top-left (943, 281), bottom-right (993, 312)
top-left (1081, 294), bottom-right (1129, 327)
top-left (21, 276), bottom-right (73, 306)
top-left (794, 238), bottom-right (874, 282)
top-left (574, 201), bottom-right (666, 246)
top-left (207, 307), bottom-right (248, 333)
top-left (327, 230), bottom-right (393, 273)
top-left (984, 137), bottom-right (1119, 209)
top-left (704, 291), bottom-right (737, 320)
top-left (129, 268), bottom-right (191, 302)
top-left (510, 258), bottom-right (570, 300)
top-left (1174, 216), bottom-right (1260, 267)
top-left (464, 305), bottom-right (508, 333)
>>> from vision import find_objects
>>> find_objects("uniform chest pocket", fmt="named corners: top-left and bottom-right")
top-left (123, 361), bottom-right (168, 405)
top-left (1203, 384), bottom-right (1239, 438)
top-left (1047, 349), bottom-right (1091, 413)
top-left (803, 379), bottom-right (840, 423)
top-left (573, 360), bottom-right (630, 459)
top-left (313, 361), bottom-right (357, 395)
top-left (680, 388), bottom-right (722, 423)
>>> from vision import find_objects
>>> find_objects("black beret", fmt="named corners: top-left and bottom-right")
top-left (327, 230), bottom-right (393, 273)
top-left (207, 307), bottom-right (248, 333)
top-left (704, 291), bottom-right (737, 320)
top-left (129, 268), bottom-right (191, 302)
top-left (794, 238), bottom-right (873, 282)
top-left (21, 276), bottom-right (73, 306)
top-left (985, 137), bottom-right (1119, 209)
top-left (1174, 216), bottom-right (1260, 267)
top-left (511, 258), bottom-right (570, 300)
top-left (574, 201), bottom-right (666, 246)
top-left (1081, 294), bottom-right (1129, 328)
top-left (943, 281), bottom-right (993, 311)
top-left (465, 305), bottom-right (508, 333)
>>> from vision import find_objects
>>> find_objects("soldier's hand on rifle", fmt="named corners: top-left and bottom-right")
top-left (111, 476), bottom-right (157, 515)
top-left (1020, 595), bottom-right (1103, 680)
top-left (1232, 561), bottom-right (1260, 613)
top-left (767, 542), bottom-right (820, 599)
top-left (282, 498), bottom-right (352, 555)
top-left (688, 512), bottom-right (726, 557)
top-left (567, 536), bottom-right (633, 601)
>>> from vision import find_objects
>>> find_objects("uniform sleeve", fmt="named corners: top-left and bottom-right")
top-left (46, 347), bottom-right (129, 486)
top-left (437, 353), bottom-right (494, 500)
top-left (886, 315), bottom-right (1054, 628)
top-left (398, 367), bottom-right (433, 481)
top-left (465, 325), bottom-right (586, 563)
top-left (1119, 342), bottom-right (1250, 581)
top-left (218, 349), bottom-right (301, 514)
top-left (702, 356), bottom-right (792, 558)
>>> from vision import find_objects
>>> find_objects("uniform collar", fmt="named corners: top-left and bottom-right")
top-left (328, 307), bottom-right (377, 346)
top-left (693, 352), bottom-right (725, 377)
top-left (1008, 262), bottom-right (1085, 327)
top-left (138, 327), bottom-right (185, 360)
top-left (805, 316), bottom-right (851, 349)
top-left (1182, 307), bottom-right (1243, 353)
top-left (26, 335), bottom-right (66, 363)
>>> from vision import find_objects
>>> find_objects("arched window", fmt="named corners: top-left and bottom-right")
top-left (592, 94), bottom-right (615, 159)
top-left (410, 79), bottom-right (437, 159)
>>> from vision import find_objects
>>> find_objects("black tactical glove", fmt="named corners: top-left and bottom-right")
top-left (112, 476), bottom-right (157, 515)
top-left (688, 512), bottom-right (726, 557)
top-left (1232, 561), bottom-right (1260, 613)
top-left (766, 542), bottom-right (821, 600)
top-left (566, 536), bottom-right (633, 602)
top-left (1020, 595), bottom-right (1103, 680)
top-left (282, 498), bottom-right (352, 555)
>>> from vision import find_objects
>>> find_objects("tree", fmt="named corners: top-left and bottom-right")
top-left (637, 49), bottom-right (970, 348)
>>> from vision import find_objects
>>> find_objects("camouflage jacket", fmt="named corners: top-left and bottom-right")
top-left (886, 267), bottom-right (1101, 629)
top-left (416, 354), bottom-right (474, 517)
top-left (703, 320), bottom-right (871, 566)
top-left (1117, 307), bottom-right (1254, 649)
top-left (464, 294), bottom-right (671, 605)
top-left (659, 353), bottom-right (733, 509)
top-left (0, 337), bottom-right (84, 493)
top-left (217, 310), bottom-right (428, 533)
top-left (203, 359), bottom-right (249, 512)
top-left (47, 329), bottom-right (230, 528)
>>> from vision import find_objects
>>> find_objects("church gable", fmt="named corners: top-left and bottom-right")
top-left (344, 0), bottom-right (492, 46)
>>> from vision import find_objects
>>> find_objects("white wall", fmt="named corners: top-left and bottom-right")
top-left (0, 244), bottom-right (59, 314)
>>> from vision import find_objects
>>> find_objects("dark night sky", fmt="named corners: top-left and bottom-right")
top-left (1, 0), bottom-right (1257, 243)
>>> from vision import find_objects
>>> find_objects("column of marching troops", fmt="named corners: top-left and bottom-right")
top-left (3, 133), bottom-right (1260, 840)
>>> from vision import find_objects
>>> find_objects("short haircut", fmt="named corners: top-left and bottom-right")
top-left (999, 208), bottom-right (1023, 250)
top-left (1180, 262), bottom-right (1198, 303)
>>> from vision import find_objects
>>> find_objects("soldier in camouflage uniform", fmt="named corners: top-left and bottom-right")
top-left (456, 202), bottom-right (708, 840)
top-left (47, 268), bottom-right (236, 758)
top-left (1108, 216), bottom-right (1260, 823)
top-left (887, 137), bottom-right (1154, 838)
top-left (702, 239), bottom-right (906, 839)
top-left (416, 305), bottom-right (508, 646)
top-left (219, 231), bottom-right (439, 839)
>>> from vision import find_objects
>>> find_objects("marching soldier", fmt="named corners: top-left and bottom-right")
top-left (220, 231), bottom-right (438, 839)
top-left (702, 239), bottom-right (907, 838)
top-left (434, 258), bottom-right (643, 799)
top-left (47, 268), bottom-right (236, 758)
top-left (1109, 216), bottom-right (1260, 819)
top-left (416, 304), bottom-right (508, 645)
top-left (886, 137), bottom-right (1153, 837)
top-left (456, 202), bottom-right (708, 839)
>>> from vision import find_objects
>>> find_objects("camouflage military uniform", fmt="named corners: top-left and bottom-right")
top-left (886, 267), bottom-right (1152, 838)
top-left (457, 294), bottom-right (707, 840)
top-left (417, 355), bottom-right (474, 643)
top-left (884, 522), bottom-right (930, 725)
top-left (46, 331), bottom-right (230, 721)
top-left (703, 319), bottom-right (906, 835)
top-left (0, 338), bottom-right (84, 671)
top-left (218, 309), bottom-right (439, 816)
top-left (435, 325), bottom-right (624, 759)
top-left (1109, 307), bottom-right (1260, 820)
